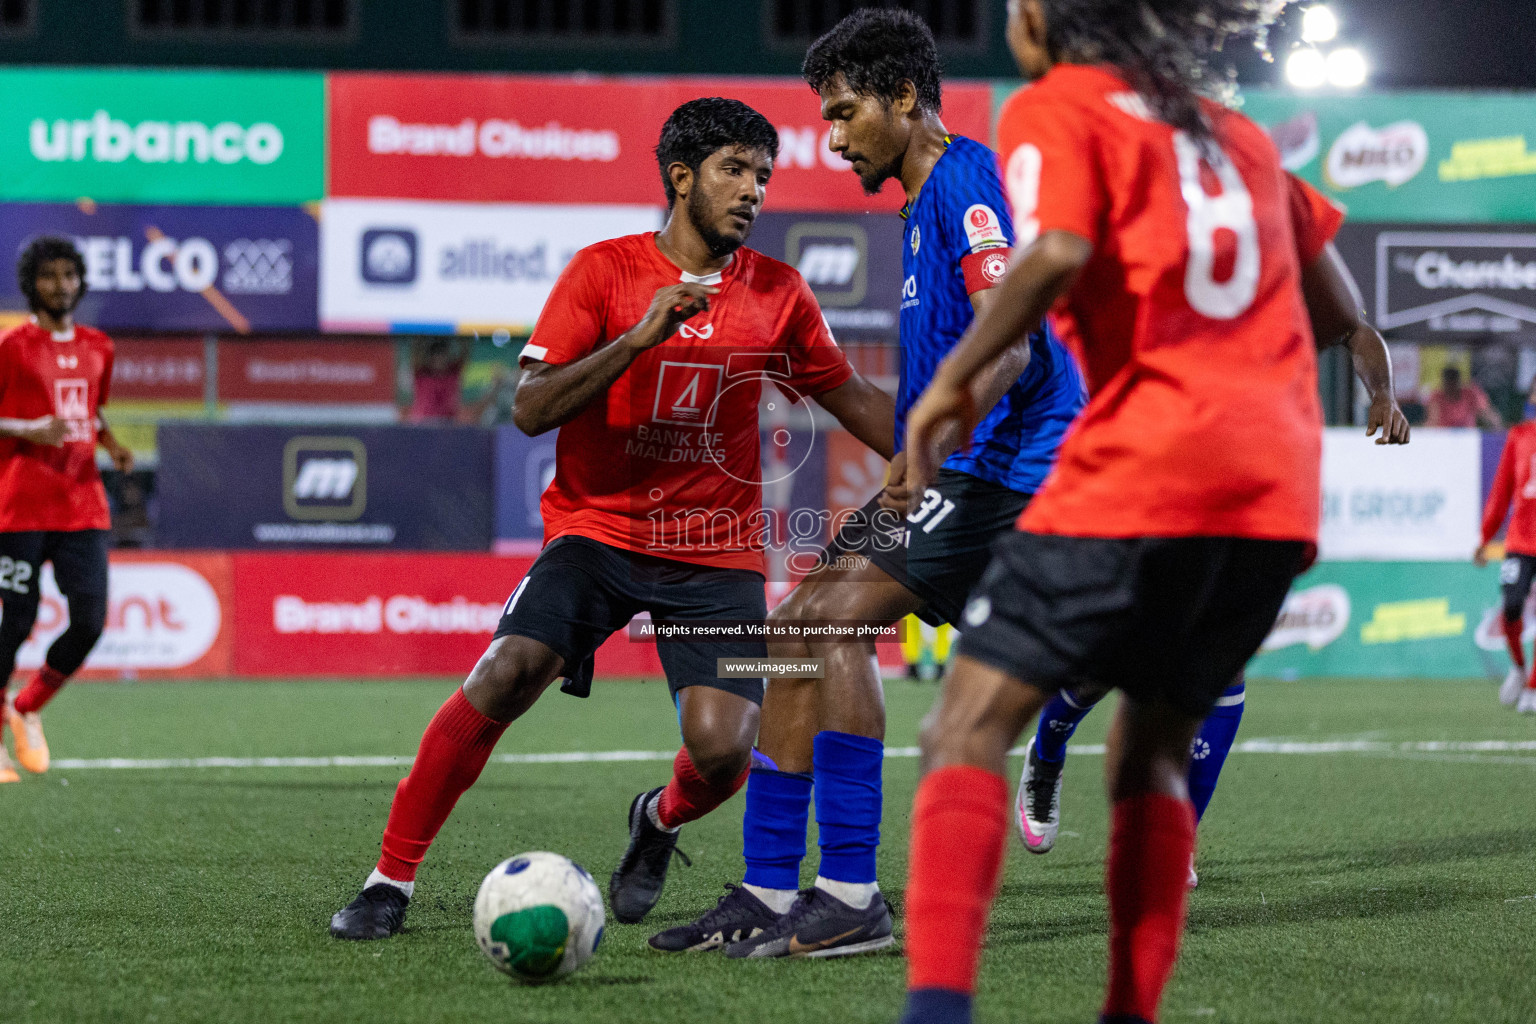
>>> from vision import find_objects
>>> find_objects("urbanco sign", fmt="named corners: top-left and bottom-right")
top-left (0, 68), bottom-right (324, 204)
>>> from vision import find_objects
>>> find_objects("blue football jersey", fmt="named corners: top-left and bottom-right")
top-left (896, 135), bottom-right (1086, 494)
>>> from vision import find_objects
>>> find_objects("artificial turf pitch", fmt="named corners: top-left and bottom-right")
top-left (2, 676), bottom-right (1533, 1024)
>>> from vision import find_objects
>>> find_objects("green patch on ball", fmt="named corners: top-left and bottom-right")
top-left (491, 905), bottom-right (570, 978)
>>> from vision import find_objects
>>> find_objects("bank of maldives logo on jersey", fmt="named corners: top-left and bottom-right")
top-left (54, 378), bottom-right (94, 442)
top-left (653, 361), bottom-right (724, 427)
top-left (283, 436), bottom-right (367, 521)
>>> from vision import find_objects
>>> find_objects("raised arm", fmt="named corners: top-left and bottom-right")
top-left (1301, 241), bottom-right (1409, 445)
top-left (905, 229), bottom-right (1090, 498)
top-left (512, 282), bottom-right (716, 436)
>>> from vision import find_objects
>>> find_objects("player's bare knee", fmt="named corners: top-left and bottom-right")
top-left (685, 735), bottom-right (752, 786)
top-left (464, 636), bottom-right (561, 718)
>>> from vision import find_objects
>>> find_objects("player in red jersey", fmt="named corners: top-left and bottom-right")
top-left (0, 236), bottom-right (133, 783)
top-left (331, 98), bottom-right (897, 940)
top-left (894, 2), bottom-right (1346, 1022)
top-left (1476, 386), bottom-right (1536, 712)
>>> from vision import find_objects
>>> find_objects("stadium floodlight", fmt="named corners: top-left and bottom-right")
top-left (1285, 48), bottom-right (1329, 89)
top-left (1301, 4), bottom-right (1339, 43)
top-left (1326, 46), bottom-right (1369, 88)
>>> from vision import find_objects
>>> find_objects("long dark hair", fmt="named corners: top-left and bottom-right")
top-left (17, 235), bottom-right (87, 312)
top-left (1041, 0), bottom-right (1285, 144)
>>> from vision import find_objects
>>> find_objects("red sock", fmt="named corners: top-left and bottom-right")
top-left (1104, 794), bottom-right (1197, 1023)
top-left (13, 666), bottom-right (67, 714)
top-left (905, 765), bottom-right (1008, 995)
top-left (1503, 614), bottom-right (1527, 673)
top-left (655, 747), bottom-right (749, 828)
top-left (376, 689), bottom-right (509, 882)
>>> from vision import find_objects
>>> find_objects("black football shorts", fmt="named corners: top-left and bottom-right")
top-left (1500, 553), bottom-right (1536, 620)
top-left (818, 468), bottom-right (1032, 627)
top-left (956, 531), bottom-right (1306, 717)
top-left (494, 535), bottom-right (769, 705)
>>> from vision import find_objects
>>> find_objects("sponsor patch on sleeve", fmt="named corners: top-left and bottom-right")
top-left (962, 204), bottom-right (1008, 253)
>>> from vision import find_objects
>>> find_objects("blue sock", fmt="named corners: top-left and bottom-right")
top-left (812, 730), bottom-right (884, 884)
top-left (1034, 688), bottom-right (1101, 763)
top-left (1189, 679), bottom-right (1245, 822)
top-left (900, 989), bottom-right (972, 1024)
top-left (742, 765), bottom-right (813, 891)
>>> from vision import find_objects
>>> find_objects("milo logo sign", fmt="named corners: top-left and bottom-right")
top-left (0, 67), bottom-right (323, 204)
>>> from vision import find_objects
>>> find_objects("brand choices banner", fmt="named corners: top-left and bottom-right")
top-left (1320, 428), bottom-right (1482, 561)
top-left (155, 424), bottom-right (494, 550)
top-left (319, 199), bottom-right (662, 333)
top-left (1, 69), bottom-right (324, 205)
top-left (328, 73), bottom-right (994, 213)
top-left (1240, 89), bottom-right (1536, 224)
top-left (0, 202), bottom-right (319, 332)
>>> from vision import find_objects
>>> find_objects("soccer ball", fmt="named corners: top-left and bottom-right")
top-left (473, 851), bottom-right (605, 982)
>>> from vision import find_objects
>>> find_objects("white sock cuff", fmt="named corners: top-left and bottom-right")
top-left (814, 876), bottom-right (878, 909)
top-left (646, 791), bottom-right (681, 833)
top-left (366, 868), bottom-right (414, 899)
top-left (742, 883), bottom-right (799, 915)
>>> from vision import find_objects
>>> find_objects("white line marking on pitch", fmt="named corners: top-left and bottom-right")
top-left (45, 738), bottom-right (1536, 772)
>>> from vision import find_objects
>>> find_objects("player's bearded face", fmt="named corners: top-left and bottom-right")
top-left (33, 258), bottom-right (83, 316)
top-left (684, 147), bottom-right (770, 259)
top-left (820, 83), bottom-right (904, 195)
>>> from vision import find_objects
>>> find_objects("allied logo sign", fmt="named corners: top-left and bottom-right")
top-left (360, 228), bottom-right (418, 285)
top-left (787, 222), bottom-right (867, 307)
top-left (1375, 231), bottom-right (1536, 335)
top-left (284, 436), bottom-right (367, 522)
top-left (320, 199), bottom-right (660, 333)
top-left (0, 68), bottom-right (324, 204)
top-left (1324, 120), bottom-right (1429, 190)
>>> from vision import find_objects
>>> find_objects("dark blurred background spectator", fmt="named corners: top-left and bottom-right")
top-left (1426, 365), bottom-right (1503, 429)
top-left (405, 338), bottom-right (470, 424)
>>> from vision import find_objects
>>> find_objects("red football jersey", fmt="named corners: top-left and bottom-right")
top-left (0, 320), bottom-right (114, 532)
top-left (997, 65), bottom-right (1337, 543)
top-left (1481, 422), bottom-right (1536, 555)
top-left (521, 233), bottom-right (853, 573)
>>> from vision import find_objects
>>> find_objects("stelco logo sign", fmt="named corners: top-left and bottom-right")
top-left (29, 111), bottom-right (284, 166)
top-left (78, 234), bottom-right (294, 295)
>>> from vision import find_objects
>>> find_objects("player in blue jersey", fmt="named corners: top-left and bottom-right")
top-left (649, 7), bottom-right (1086, 959)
